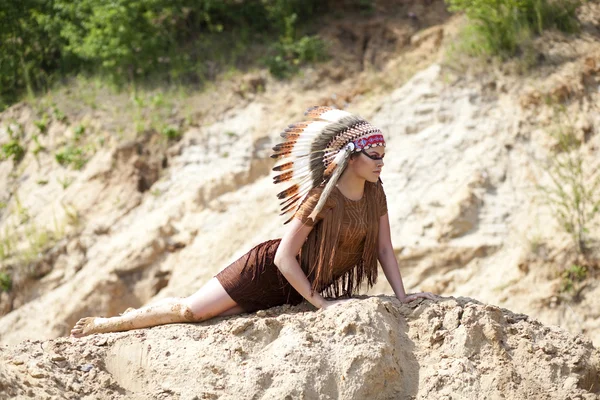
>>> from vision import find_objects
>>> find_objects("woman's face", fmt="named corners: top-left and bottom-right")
top-left (347, 147), bottom-right (385, 183)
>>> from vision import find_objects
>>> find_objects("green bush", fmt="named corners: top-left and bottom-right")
top-left (560, 264), bottom-right (587, 294)
top-left (265, 12), bottom-right (328, 79)
top-left (1, 125), bottom-right (26, 163)
top-left (73, 124), bottom-right (86, 141)
top-left (161, 126), bottom-right (182, 141)
top-left (0, 271), bottom-right (11, 292)
top-left (446, 0), bottom-right (581, 57)
top-left (55, 145), bottom-right (87, 170)
top-left (0, 0), bottom-right (324, 108)
top-left (34, 114), bottom-right (49, 133)
top-left (538, 106), bottom-right (600, 254)
top-left (1, 140), bottom-right (25, 163)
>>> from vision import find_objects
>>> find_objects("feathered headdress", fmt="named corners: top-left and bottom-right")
top-left (271, 106), bottom-right (386, 224)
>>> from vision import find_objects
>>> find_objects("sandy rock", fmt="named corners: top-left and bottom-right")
top-left (436, 184), bottom-right (483, 240)
top-left (1, 297), bottom-right (598, 399)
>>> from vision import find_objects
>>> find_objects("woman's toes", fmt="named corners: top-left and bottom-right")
top-left (70, 317), bottom-right (97, 338)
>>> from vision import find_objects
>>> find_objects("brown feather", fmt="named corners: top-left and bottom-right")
top-left (280, 192), bottom-right (301, 207)
top-left (272, 141), bottom-right (297, 152)
top-left (273, 171), bottom-right (294, 184)
top-left (277, 185), bottom-right (299, 200)
top-left (281, 199), bottom-right (301, 214)
top-left (284, 126), bottom-right (308, 134)
top-left (271, 150), bottom-right (293, 159)
top-left (305, 106), bottom-right (334, 119)
top-left (323, 161), bottom-right (337, 178)
top-left (289, 122), bottom-right (310, 129)
top-left (272, 162), bottom-right (293, 172)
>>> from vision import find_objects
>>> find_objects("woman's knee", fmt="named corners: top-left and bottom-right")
top-left (170, 301), bottom-right (198, 322)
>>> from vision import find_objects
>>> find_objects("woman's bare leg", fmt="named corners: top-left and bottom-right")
top-left (218, 305), bottom-right (245, 317)
top-left (70, 278), bottom-right (243, 337)
top-left (120, 297), bottom-right (180, 315)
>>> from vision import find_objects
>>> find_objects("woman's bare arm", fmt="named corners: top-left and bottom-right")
top-left (377, 213), bottom-right (436, 302)
top-left (274, 218), bottom-right (328, 309)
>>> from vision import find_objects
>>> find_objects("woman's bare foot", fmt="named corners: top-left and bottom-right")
top-left (71, 317), bottom-right (109, 338)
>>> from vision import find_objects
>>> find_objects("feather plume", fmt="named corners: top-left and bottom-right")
top-left (273, 171), bottom-right (294, 184)
top-left (272, 106), bottom-right (373, 223)
top-left (272, 162), bottom-right (293, 172)
top-left (307, 146), bottom-right (351, 221)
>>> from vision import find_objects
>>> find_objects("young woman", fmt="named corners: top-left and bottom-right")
top-left (71, 106), bottom-right (436, 338)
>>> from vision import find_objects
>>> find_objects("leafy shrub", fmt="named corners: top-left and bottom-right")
top-left (446, 0), bottom-right (581, 57)
top-left (1, 140), bottom-right (25, 163)
top-left (1, 124), bottom-right (26, 163)
top-left (161, 126), bottom-right (182, 141)
top-left (0, 0), bottom-right (324, 107)
top-left (34, 114), bottom-right (49, 133)
top-left (265, 13), bottom-right (328, 79)
top-left (32, 134), bottom-right (46, 156)
top-left (538, 107), bottom-right (600, 254)
top-left (0, 271), bottom-right (11, 292)
top-left (55, 146), bottom-right (87, 170)
top-left (560, 264), bottom-right (587, 294)
top-left (73, 124), bottom-right (86, 141)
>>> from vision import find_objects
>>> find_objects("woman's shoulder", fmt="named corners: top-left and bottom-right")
top-left (303, 185), bottom-right (339, 208)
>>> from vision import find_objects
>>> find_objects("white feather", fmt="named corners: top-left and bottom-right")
top-left (298, 121), bottom-right (330, 134)
top-left (317, 109), bottom-right (353, 122)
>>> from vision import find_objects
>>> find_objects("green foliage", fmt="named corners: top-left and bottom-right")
top-left (52, 105), bottom-right (67, 123)
top-left (32, 134), bottom-right (46, 156)
top-left (34, 114), bottom-right (49, 133)
top-left (538, 106), bottom-right (600, 254)
top-left (446, 0), bottom-right (581, 58)
top-left (0, 0), bottom-right (324, 107)
top-left (57, 176), bottom-right (73, 189)
top-left (0, 218), bottom-right (66, 269)
top-left (0, 228), bottom-right (14, 260)
top-left (55, 145), bottom-right (87, 170)
top-left (161, 126), bottom-right (182, 141)
top-left (0, 0), bottom-right (66, 108)
top-left (1, 140), bottom-right (25, 164)
top-left (22, 224), bottom-right (54, 265)
top-left (73, 124), bottom-right (86, 141)
top-left (0, 271), bottom-right (11, 292)
top-left (1, 124), bottom-right (26, 164)
top-left (264, 12), bottom-right (328, 79)
top-left (560, 264), bottom-right (587, 294)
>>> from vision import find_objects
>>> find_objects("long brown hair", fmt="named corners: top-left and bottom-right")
top-left (298, 181), bottom-right (381, 297)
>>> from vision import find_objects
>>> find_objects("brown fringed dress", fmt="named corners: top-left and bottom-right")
top-left (215, 180), bottom-right (388, 312)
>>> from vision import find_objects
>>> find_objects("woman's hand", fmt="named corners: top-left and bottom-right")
top-left (398, 292), bottom-right (437, 303)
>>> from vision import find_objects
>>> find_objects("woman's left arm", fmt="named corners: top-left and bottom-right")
top-left (377, 213), bottom-right (437, 303)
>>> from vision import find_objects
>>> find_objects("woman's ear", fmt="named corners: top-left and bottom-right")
top-left (347, 155), bottom-right (356, 166)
